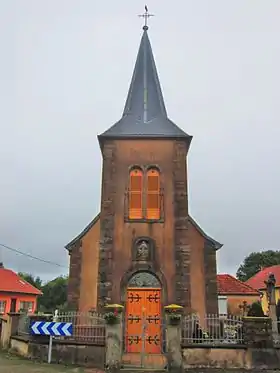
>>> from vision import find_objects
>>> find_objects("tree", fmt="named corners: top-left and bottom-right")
top-left (247, 301), bottom-right (265, 317)
top-left (39, 276), bottom-right (68, 312)
top-left (236, 250), bottom-right (280, 282)
top-left (276, 300), bottom-right (280, 332)
top-left (18, 272), bottom-right (42, 290)
top-left (18, 272), bottom-right (68, 312)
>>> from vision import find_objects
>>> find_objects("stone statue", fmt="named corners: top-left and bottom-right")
top-left (265, 272), bottom-right (278, 341)
top-left (136, 240), bottom-right (149, 260)
top-left (265, 272), bottom-right (276, 306)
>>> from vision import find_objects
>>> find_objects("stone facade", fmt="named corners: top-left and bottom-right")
top-left (173, 141), bottom-right (191, 309)
top-left (97, 141), bottom-right (117, 307)
top-left (204, 243), bottom-right (219, 314)
top-left (67, 241), bottom-right (82, 309)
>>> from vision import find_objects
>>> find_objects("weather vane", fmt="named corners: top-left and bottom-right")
top-left (138, 5), bottom-right (154, 30)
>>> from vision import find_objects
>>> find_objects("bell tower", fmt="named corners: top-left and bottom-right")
top-left (96, 20), bottom-right (193, 311)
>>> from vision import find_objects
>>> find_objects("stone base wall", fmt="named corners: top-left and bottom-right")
top-left (243, 317), bottom-right (273, 348)
top-left (182, 346), bottom-right (280, 371)
top-left (183, 346), bottom-right (249, 370)
top-left (10, 336), bottom-right (105, 368)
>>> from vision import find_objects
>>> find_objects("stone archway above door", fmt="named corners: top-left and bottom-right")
top-left (127, 271), bottom-right (161, 288)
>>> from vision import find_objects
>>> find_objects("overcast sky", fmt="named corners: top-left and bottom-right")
top-left (1, 1), bottom-right (280, 281)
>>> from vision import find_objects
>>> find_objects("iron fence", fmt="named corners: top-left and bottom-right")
top-left (182, 314), bottom-right (244, 345)
top-left (56, 311), bottom-right (105, 345)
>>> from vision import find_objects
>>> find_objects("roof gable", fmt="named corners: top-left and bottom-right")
top-left (217, 274), bottom-right (260, 295)
top-left (0, 268), bottom-right (42, 295)
top-left (188, 215), bottom-right (222, 250)
top-left (65, 213), bottom-right (222, 251)
top-left (246, 264), bottom-right (280, 290)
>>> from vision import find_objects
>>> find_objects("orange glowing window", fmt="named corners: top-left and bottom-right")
top-left (129, 169), bottom-right (143, 219)
top-left (146, 169), bottom-right (160, 220)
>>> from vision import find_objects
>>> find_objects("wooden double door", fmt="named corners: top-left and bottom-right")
top-left (125, 288), bottom-right (162, 354)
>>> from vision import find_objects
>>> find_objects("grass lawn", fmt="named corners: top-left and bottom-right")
top-left (0, 351), bottom-right (103, 373)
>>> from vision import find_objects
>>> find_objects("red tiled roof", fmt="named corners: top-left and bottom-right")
top-left (0, 267), bottom-right (42, 295)
top-left (217, 274), bottom-right (260, 295)
top-left (246, 265), bottom-right (280, 290)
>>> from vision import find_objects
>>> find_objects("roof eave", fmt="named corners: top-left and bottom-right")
top-left (98, 133), bottom-right (193, 144)
top-left (218, 292), bottom-right (260, 296)
top-left (189, 215), bottom-right (223, 250)
top-left (65, 213), bottom-right (101, 252)
top-left (0, 289), bottom-right (42, 296)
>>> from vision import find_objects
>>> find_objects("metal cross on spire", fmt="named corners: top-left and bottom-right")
top-left (138, 5), bottom-right (154, 30)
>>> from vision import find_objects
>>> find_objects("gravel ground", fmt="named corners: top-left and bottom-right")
top-left (1, 352), bottom-right (280, 373)
top-left (0, 351), bottom-right (104, 373)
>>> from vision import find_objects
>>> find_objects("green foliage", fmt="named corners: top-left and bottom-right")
top-left (236, 250), bottom-right (280, 282)
top-left (276, 300), bottom-right (280, 333)
top-left (104, 312), bottom-right (119, 324)
top-left (276, 299), bottom-right (280, 319)
top-left (247, 301), bottom-right (265, 317)
top-left (39, 276), bottom-right (68, 312)
top-left (17, 272), bottom-right (68, 312)
top-left (18, 272), bottom-right (42, 289)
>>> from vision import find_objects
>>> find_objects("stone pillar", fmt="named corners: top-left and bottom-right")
top-left (0, 313), bottom-right (21, 350)
top-left (105, 307), bottom-right (123, 373)
top-left (243, 316), bottom-right (273, 348)
top-left (264, 272), bottom-right (278, 342)
top-left (164, 306), bottom-right (183, 372)
top-left (166, 322), bottom-right (182, 372)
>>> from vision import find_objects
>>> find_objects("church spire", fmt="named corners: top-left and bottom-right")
top-left (122, 21), bottom-right (167, 123)
top-left (98, 9), bottom-right (191, 142)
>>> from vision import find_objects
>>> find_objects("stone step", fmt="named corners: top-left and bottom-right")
top-left (122, 353), bottom-right (167, 370)
top-left (120, 367), bottom-right (167, 373)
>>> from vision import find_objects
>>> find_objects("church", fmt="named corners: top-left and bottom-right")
top-left (65, 20), bottom-right (222, 330)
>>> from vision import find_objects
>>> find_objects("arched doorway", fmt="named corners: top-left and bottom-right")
top-left (125, 271), bottom-right (163, 354)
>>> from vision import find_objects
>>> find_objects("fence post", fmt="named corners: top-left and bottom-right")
top-left (243, 316), bottom-right (273, 348)
top-left (0, 313), bottom-right (21, 350)
top-left (165, 306), bottom-right (183, 372)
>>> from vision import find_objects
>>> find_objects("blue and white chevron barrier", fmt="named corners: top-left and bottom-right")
top-left (30, 321), bottom-right (73, 337)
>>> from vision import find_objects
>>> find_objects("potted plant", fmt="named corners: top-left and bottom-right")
top-left (168, 312), bottom-right (182, 325)
top-left (104, 304), bottom-right (124, 325)
top-left (164, 304), bottom-right (183, 325)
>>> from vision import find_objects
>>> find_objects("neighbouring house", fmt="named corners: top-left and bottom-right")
top-left (0, 263), bottom-right (42, 315)
top-left (217, 274), bottom-right (260, 316)
top-left (246, 265), bottom-right (280, 315)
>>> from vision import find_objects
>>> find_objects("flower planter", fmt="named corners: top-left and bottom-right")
top-left (168, 315), bottom-right (181, 325)
top-left (104, 314), bottom-right (120, 325)
top-left (104, 304), bottom-right (124, 325)
top-left (164, 304), bottom-right (183, 326)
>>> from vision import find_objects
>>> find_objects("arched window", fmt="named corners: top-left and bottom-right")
top-left (146, 168), bottom-right (160, 220)
top-left (129, 168), bottom-right (143, 219)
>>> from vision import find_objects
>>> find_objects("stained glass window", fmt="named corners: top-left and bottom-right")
top-left (129, 169), bottom-right (143, 219)
top-left (128, 272), bottom-right (161, 288)
top-left (146, 169), bottom-right (160, 220)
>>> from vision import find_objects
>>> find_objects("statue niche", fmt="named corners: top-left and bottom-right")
top-left (132, 237), bottom-right (155, 263)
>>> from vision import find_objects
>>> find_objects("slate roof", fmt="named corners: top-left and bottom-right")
top-left (246, 265), bottom-right (280, 290)
top-left (0, 266), bottom-right (42, 295)
top-left (65, 213), bottom-right (222, 251)
top-left (98, 27), bottom-right (192, 142)
top-left (217, 274), bottom-right (260, 295)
